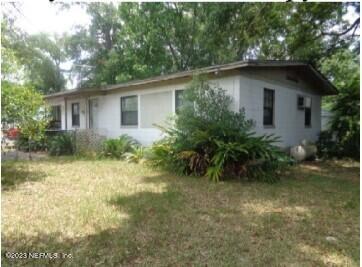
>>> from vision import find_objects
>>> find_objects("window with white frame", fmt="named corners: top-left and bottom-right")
top-left (71, 103), bottom-right (80, 127)
top-left (121, 95), bottom-right (138, 126)
top-left (140, 91), bottom-right (172, 128)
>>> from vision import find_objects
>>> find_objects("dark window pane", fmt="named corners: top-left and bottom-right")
top-left (263, 89), bottom-right (274, 126)
top-left (50, 105), bottom-right (61, 129)
top-left (305, 107), bottom-right (311, 127)
top-left (298, 96), bottom-right (304, 107)
top-left (121, 96), bottom-right (138, 126)
top-left (72, 103), bottom-right (80, 126)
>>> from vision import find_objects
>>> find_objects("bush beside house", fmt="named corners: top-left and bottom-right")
top-left (148, 77), bottom-right (290, 182)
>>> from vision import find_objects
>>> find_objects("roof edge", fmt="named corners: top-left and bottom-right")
top-left (44, 60), bottom-right (337, 99)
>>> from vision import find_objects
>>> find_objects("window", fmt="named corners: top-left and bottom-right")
top-left (121, 95), bottom-right (138, 126)
top-left (175, 89), bottom-right (185, 112)
top-left (140, 92), bottom-right (172, 128)
top-left (71, 103), bottom-right (80, 127)
top-left (297, 95), bottom-right (305, 109)
top-left (304, 96), bottom-right (312, 127)
top-left (263, 88), bottom-right (275, 126)
top-left (50, 105), bottom-right (61, 129)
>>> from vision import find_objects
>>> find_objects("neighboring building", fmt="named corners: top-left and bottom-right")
top-left (45, 60), bottom-right (337, 147)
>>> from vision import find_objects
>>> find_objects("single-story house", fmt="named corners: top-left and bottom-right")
top-left (45, 60), bottom-right (337, 147)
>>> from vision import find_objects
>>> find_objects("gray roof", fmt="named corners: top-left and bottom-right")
top-left (45, 60), bottom-right (338, 99)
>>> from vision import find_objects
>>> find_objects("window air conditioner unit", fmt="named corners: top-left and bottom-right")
top-left (297, 96), bottom-right (305, 110)
top-left (298, 96), bottom-right (312, 110)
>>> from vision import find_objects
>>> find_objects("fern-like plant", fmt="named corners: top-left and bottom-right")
top-left (48, 132), bottom-right (75, 156)
top-left (125, 146), bottom-right (145, 163)
top-left (149, 76), bottom-right (291, 182)
top-left (101, 134), bottom-right (138, 159)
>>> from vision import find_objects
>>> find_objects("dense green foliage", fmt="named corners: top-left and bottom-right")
top-left (1, 15), bottom-right (66, 94)
top-left (48, 133), bottom-right (75, 156)
top-left (150, 78), bottom-right (290, 182)
top-left (1, 82), bottom-right (50, 158)
top-left (125, 147), bottom-right (146, 164)
top-left (63, 2), bottom-right (359, 88)
top-left (16, 133), bottom-right (47, 152)
top-left (100, 135), bottom-right (138, 159)
top-left (318, 50), bottom-right (360, 159)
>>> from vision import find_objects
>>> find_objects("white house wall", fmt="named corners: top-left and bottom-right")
top-left (239, 68), bottom-right (321, 147)
top-left (93, 74), bottom-right (240, 145)
top-left (46, 69), bottom-right (322, 147)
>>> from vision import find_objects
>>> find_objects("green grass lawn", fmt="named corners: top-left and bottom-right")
top-left (1, 158), bottom-right (359, 266)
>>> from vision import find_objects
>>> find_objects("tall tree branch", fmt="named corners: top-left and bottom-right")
top-left (322, 18), bottom-right (360, 37)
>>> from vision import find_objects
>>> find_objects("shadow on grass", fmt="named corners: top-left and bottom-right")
top-left (297, 160), bottom-right (360, 183)
top-left (1, 163), bottom-right (360, 266)
top-left (1, 162), bottom-right (47, 191)
top-left (2, 174), bottom-right (186, 266)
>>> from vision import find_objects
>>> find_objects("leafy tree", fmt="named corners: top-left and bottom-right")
top-left (1, 14), bottom-right (66, 94)
top-left (329, 83), bottom-right (359, 159)
top-left (320, 49), bottom-right (360, 109)
top-left (317, 50), bottom-right (359, 159)
top-left (63, 2), bottom-right (358, 88)
top-left (1, 82), bottom-right (49, 159)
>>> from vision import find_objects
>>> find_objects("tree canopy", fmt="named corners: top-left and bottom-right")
top-left (2, 2), bottom-right (359, 91)
top-left (63, 2), bottom-right (359, 89)
top-left (1, 14), bottom-right (66, 94)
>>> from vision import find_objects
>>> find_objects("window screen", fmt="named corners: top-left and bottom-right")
top-left (50, 105), bottom-right (61, 129)
top-left (121, 95), bottom-right (138, 126)
top-left (72, 103), bottom-right (80, 127)
top-left (140, 91), bottom-right (172, 128)
top-left (263, 88), bottom-right (275, 126)
top-left (304, 96), bottom-right (312, 127)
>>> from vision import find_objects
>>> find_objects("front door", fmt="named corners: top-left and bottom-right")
top-left (88, 98), bottom-right (99, 129)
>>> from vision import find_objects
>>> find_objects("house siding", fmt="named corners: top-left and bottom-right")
top-left (46, 69), bottom-right (322, 147)
top-left (239, 68), bottom-right (321, 147)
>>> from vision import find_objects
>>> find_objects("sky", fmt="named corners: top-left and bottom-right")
top-left (5, 1), bottom-right (90, 36)
top-left (2, 1), bottom-right (91, 88)
top-left (7, 1), bottom-right (358, 36)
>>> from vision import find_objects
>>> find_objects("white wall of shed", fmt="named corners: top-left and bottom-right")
top-left (239, 68), bottom-right (322, 147)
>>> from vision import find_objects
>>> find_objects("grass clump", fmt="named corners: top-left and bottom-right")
top-left (100, 134), bottom-right (148, 164)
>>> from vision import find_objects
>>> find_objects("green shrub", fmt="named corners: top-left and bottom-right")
top-left (16, 133), bottom-right (47, 152)
top-left (149, 76), bottom-right (290, 182)
top-left (48, 133), bottom-right (75, 156)
top-left (125, 146), bottom-right (146, 163)
top-left (316, 131), bottom-right (338, 158)
top-left (101, 134), bottom-right (138, 159)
